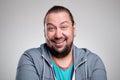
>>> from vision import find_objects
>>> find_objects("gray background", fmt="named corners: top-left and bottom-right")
top-left (0, 0), bottom-right (120, 80)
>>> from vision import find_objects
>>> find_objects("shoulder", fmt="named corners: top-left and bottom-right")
top-left (23, 44), bottom-right (45, 57)
top-left (75, 46), bottom-right (105, 67)
top-left (80, 48), bottom-right (106, 69)
top-left (18, 44), bottom-right (46, 67)
top-left (19, 44), bottom-right (47, 64)
top-left (74, 46), bottom-right (99, 59)
top-left (22, 47), bottom-right (41, 59)
top-left (75, 46), bottom-right (101, 60)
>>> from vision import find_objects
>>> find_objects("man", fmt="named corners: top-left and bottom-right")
top-left (16, 5), bottom-right (107, 80)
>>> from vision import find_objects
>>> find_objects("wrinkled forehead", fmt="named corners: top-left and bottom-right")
top-left (44, 10), bottom-right (72, 25)
top-left (45, 12), bottom-right (72, 27)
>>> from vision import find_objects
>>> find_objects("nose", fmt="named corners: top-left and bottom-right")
top-left (54, 28), bottom-right (63, 39)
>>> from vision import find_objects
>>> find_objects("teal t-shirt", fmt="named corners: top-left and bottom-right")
top-left (52, 61), bottom-right (74, 80)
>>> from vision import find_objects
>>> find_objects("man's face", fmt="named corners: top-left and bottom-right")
top-left (44, 11), bottom-right (75, 57)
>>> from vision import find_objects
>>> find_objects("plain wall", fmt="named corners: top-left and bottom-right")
top-left (0, 0), bottom-right (120, 80)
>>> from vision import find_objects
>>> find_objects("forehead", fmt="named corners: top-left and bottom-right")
top-left (45, 11), bottom-right (71, 24)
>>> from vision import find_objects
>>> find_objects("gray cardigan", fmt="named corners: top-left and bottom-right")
top-left (16, 43), bottom-right (107, 80)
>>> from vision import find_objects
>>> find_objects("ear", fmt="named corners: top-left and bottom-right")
top-left (44, 28), bottom-right (46, 38)
top-left (44, 27), bottom-right (48, 39)
top-left (73, 24), bottom-right (76, 37)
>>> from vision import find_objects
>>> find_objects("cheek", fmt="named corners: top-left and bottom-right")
top-left (45, 32), bottom-right (55, 40)
top-left (63, 31), bottom-right (74, 43)
top-left (64, 30), bottom-right (74, 38)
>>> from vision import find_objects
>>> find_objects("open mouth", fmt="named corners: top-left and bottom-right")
top-left (52, 39), bottom-right (65, 44)
top-left (51, 38), bottom-right (66, 47)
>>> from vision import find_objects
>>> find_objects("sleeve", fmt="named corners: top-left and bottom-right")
top-left (16, 52), bottom-right (39, 80)
top-left (91, 56), bottom-right (107, 80)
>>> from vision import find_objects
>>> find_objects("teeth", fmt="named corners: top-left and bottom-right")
top-left (54, 39), bottom-right (65, 43)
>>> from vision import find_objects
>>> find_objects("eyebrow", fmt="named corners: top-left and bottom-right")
top-left (46, 23), bottom-right (55, 27)
top-left (60, 21), bottom-right (69, 25)
top-left (46, 21), bottom-right (69, 27)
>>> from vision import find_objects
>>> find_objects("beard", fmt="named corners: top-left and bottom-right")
top-left (46, 41), bottom-right (73, 58)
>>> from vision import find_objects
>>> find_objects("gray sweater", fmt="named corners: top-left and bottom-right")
top-left (16, 43), bottom-right (107, 80)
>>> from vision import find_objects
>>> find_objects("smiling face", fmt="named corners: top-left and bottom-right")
top-left (44, 11), bottom-right (75, 58)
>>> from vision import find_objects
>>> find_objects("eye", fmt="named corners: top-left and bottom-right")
top-left (47, 27), bottom-right (55, 32)
top-left (60, 26), bottom-right (68, 30)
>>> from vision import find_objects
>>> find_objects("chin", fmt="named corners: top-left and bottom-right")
top-left (54, 46), bottom-right (66, 52)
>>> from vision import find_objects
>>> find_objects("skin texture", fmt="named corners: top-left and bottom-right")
top-left (44, 11), bottom-right (76, 67)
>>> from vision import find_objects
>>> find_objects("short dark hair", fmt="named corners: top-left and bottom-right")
top-left (44, 5), bottom-right (75, 26)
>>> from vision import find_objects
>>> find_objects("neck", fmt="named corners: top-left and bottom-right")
top-left (52, 48), bottom-right (73, 69)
